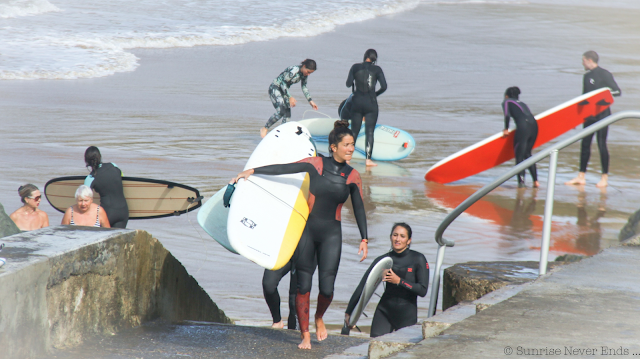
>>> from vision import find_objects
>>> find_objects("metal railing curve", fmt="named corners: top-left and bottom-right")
top-left (428, 110), bottom-right (640, 317)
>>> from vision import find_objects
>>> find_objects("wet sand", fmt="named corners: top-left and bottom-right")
top-left (2, 1), bottom-right (640, 334)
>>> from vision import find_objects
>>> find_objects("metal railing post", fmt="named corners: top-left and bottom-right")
top-left (428, 244), bottom-right (447, 317)
top-left (539, 150), bottom-right (558, 275)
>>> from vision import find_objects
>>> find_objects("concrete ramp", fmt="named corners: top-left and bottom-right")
top-left (0, 226), bottom-right (231, 358)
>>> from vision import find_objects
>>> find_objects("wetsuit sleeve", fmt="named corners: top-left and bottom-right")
top-left (375, 68), bottom-right (387, 97)
top-left (347, 170), bottom-right (368, 239)
top-left (503, 101), bottom-right (512, 130)
top-left (345, 255), bottom-right (385, 315)
top-left (253, 162), bottom-right (318, 177)
top-left (398, 253), bottom-right (429, 297)
top-left (301, 75), bottom-right (312, 102)
top-left (84, 175), bottom-right (95, 188)
top-left (604, 70), bottom-right (621, 97)
top-left (346, 64), bottom-right (356, 88)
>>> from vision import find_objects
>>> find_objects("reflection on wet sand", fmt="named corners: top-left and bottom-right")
top-left (424, 183), bottom-right (605, 258)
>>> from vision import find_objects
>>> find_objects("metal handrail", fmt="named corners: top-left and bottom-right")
top-left (428, 110), bottom-right (640, 317)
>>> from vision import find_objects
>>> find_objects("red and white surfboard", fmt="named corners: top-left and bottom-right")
top-left (425, 88), bottom-right (614, 184)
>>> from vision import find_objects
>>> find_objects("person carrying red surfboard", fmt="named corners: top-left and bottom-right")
top-left (566, 51), bottom-right (622, 188)
top-left (502, 86), bottom-right (540, 188)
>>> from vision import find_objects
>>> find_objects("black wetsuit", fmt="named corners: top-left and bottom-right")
top-left (85, 163), bottom-right (129, 228)
top-left (262, 262), bottom-right (297, 329)
top-left (253, 155), bottom-right (367, 333)
top-left (346, 62), bottom-right (387, 159)
top-left (503, 99), bottom-right (538, 185)
top-left (580, 66), bottom-right (621, 174)
top-left (346, 249), bottom-right (429, 338)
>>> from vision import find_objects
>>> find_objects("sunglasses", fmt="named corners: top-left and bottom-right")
top-left (29, 195), bottom-right (42, 201)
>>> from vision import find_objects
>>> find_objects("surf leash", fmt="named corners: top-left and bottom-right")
top-left (245, 178), bottom-right (308, 220)
top-left (185, 196), bottom-right (209, 274)
top-left (302, 109), bottom-right (332, 120)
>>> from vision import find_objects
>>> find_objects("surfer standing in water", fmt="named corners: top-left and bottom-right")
top-left (261, 59), bottom-right (319, 138)
top-left (502, 86), bottom-right (540, 188)
top-left (84, 146), bottom-right (129, 228)
top-left (566, 51), bottom-right (621, 188)
top-left (233, 120), bottom-right (368, 349)
top-left (344, 223), bottom-right (428, 337)
top-left (345, 49), bottom-right (387, 167)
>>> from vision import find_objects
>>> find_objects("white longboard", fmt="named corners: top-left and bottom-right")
top-left (197, 187), bottom-right (237, 254)
top-left (297, 117), bottom-right (415, 161)
top-left (349, 257), bottom-right (394, 328)
top-left (227, 122), bottom-right (316, 270)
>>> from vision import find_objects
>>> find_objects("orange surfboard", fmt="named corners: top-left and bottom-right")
top-left (425, 88), bottom-right (614, 184)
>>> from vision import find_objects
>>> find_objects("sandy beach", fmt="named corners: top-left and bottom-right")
top-left (2, 0), bottom-right (640, 334)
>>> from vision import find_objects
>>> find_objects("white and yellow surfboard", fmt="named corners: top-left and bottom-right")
top-left (227, 122), bottom-right (317, 270)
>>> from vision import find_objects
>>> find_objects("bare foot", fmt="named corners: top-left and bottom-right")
top-left (315, 316), bottom-right (328, 341)
top-left (596, 174), bottom-right (608, 188)
top-left (565, 173), bottom-right (586, 185)
top-left (298, 332), bottom-right (311, 350)
top-left (533, 181), bottom-right (540, 188)
top-left (260, 127), bottom-right (268, 138)
top-left (365, 159), bottom-right (377, 167)
top-left (271, 321), bottom-right (284, 329)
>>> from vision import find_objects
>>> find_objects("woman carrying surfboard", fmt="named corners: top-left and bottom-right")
top-left (83, 146), bottom-right (129, 228)
top-left (345, 49), bottom-right (387, 167)
top-left (344, 223), bottom-right (428, 337)
top-left (260, 59), bottom-right (319, 138)
top-left (502, 87), bottom-right (540, 188)
top-left (234, 120), bottom-right (368, 350)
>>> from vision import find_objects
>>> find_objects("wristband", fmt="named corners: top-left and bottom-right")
top-left (361, 239), bottom-right (368, 243)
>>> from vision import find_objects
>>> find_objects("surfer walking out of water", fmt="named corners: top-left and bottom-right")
top-left (234, 120), bottom-right (368, 349)
top-left (9, 184), bottom-right (49, 231)
top-left (83, 146), bottom-right (129, 228)
top-left (261, 59), bottom-right (319, 138)
top-left (345, 49), bottom-right (387, 167)
top-left (345, 223), bottom-right (428, 337)
top-left (502, 86), bottom-right (540, 188)
top-left (566, 51), bottom-right (621, 188)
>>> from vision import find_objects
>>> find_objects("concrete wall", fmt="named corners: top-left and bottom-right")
top-left (0, 226), bottom-right (231, 359)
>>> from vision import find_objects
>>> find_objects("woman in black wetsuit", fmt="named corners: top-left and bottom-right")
top-left (502, 87), bottom-right (540, 188)
top-left (83, 146), bottom-right (129, 228)
top-left (233, 120), bottom-right (369, 350)
top-left (345, 223), bottom-right (428, 338)
top-left (346, 49), bottom-right (387, 167)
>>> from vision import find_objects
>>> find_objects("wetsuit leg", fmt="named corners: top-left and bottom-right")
top-left (287, 270), bottom-right (297, 330)
top-left (262, 262), bottom-right (291, 324)
top-left (525, 125), bottom-right (538, 183)
top-left (370, 306), bottom-right (393, 338)
top-left (110, 220), bottom-right (128, 229)
top-left (265, 85), bottom-right (291, 129)
top-left (363, 111), bottom-right (378, 160)
top-left (350, 112), bottom-right (364, 141)
top-left (513, 128), bottom-right (528, 184)
top-left (596, 125), bottom-right (609, 174)
top-left (314, 219), bottom-right (342, 318)
top-left (102, 205), bottom-right (129, 228)
top-left (293, 227), bottom-right (316, 333)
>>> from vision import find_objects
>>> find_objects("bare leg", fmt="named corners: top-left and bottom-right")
top-left (565, 172), bottom-right (586, 185)
top-left (271, 321), bottom-right (284, 329)
top-left (596, 174), bottom-right (608, 188)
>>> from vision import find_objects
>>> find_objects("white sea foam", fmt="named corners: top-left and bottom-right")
top-left (0, 0), bottom-right (59, 18)
top-left (0, 0), bottom-right (419, 80)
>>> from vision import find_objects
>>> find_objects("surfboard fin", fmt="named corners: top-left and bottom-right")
top-left (187, 196), bottom-right (203, 204)
top-left (341, 324), bottom-right (351, 336)
top-left (578, 100), bottom-right (590, 106)
top-left (223, 183), bottom-right (236, 208)
top-left (597, 99), bottom-right (611, 106)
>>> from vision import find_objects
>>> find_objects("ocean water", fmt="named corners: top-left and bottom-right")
top-left (2, 0), bottom-right (640, 332)
top-left (0, 0), bottom-right (422, 79)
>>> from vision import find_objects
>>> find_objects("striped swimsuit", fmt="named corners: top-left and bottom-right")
top-left (70, 205), bottom-right (101, 227)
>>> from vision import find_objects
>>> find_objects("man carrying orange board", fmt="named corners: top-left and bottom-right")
top-left (566, 51), bottom-right (621, 188)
